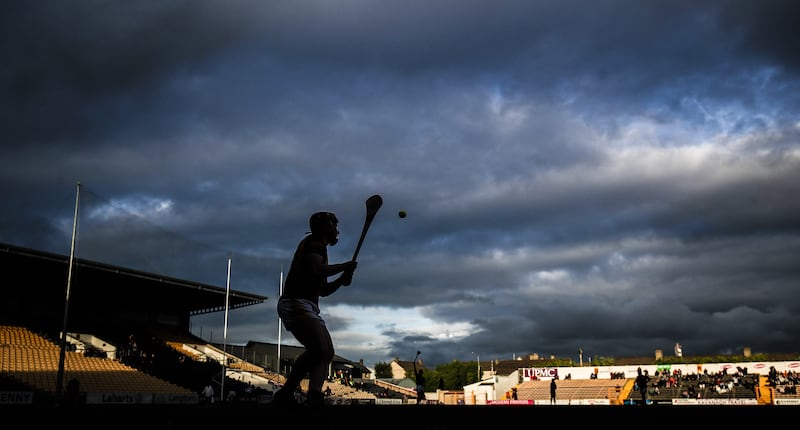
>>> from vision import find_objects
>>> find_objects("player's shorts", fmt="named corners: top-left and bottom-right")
top-left (277, 297), bottom-right (325, 331)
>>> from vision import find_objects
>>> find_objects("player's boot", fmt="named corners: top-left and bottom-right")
top-left (271, 387), bottom-right (298, 408)
top-left (303, 390), bottom-right (326, 408)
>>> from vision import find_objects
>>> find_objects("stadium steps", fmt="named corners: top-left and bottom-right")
top-left (516, 378), bottom-right (630, 403)
top-left (0, 324), bottom-right (196, 397)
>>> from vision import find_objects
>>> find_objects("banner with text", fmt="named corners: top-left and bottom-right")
top-left (522, 367), bottom-right (558, 380)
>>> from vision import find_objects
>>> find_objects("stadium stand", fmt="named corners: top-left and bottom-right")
top-left (0, 325), bottom-right (197, 404)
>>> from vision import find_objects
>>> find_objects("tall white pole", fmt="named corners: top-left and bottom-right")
top-left (221, 256), bottom-right (232, 402)
top-left (277, 266), bottom-right (283, 374)
top-left (56, 181), bottom-right (80, 403)
top-left (471, 351), bottom-right (480, 380)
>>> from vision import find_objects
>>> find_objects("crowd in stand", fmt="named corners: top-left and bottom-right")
top-left (768, 366), bottom-right (798, 395)
top-left (609, 371), bottom-right (626, 379)
top-left (641, 366), bottom-right (759, 400)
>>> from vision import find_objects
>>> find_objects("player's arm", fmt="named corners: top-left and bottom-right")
top-left (307, 252), bottom-right (357, 295)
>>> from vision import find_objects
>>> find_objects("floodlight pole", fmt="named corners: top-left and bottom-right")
top-left (56, 181), bottom-right (80, 404)
top-left (277, 267), bottom-right (283, 374)
top-left (220, 256), bottom-right (232, 402)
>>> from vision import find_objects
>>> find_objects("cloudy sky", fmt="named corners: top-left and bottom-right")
top-left (2, 1), bottom-right (799, 369)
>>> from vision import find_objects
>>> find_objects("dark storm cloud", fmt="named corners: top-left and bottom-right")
top-left (2, 1), bottom-right (798, 368)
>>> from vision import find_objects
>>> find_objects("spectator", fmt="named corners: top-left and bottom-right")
top-left (635, 368), bottom-right (649, 406)
top-left (63, 378), bottom-right (83, 407)
top-left (413, 351), bottom-right (426, 404)
top-left (202, 383), bottom-right (215, 404)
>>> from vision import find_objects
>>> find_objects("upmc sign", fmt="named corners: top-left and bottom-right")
top-left (522, 367), bottom-right (558, 380)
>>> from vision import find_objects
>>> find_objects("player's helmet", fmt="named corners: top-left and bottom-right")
top-left (309, 211), bottom-right (339, 245)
